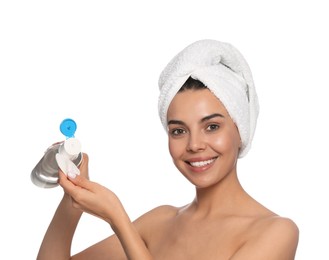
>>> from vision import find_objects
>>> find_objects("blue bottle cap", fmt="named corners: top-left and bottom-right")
top-left (60, 118), bottom-right (77, 138)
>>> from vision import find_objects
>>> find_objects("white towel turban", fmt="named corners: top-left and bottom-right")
top-left (158, 39), bottom-right (259, 157)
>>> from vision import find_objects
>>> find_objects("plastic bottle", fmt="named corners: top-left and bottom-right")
top-left (31, 118), bottom-right (82, 188)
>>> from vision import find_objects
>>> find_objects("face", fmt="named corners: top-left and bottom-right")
top-left (167, 89), bottom-right (241, 188)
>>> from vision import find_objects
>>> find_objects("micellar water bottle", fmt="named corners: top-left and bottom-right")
top-left (31, 118), bottom-right (83, 188)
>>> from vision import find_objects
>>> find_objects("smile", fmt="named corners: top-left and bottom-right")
top-left (188, 157), bottom-right (217, 168)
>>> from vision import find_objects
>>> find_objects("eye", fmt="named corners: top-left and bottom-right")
top-left (206, 124), bottom-right (220, 132)
top-left (170, 128), bottom-right (186, 136)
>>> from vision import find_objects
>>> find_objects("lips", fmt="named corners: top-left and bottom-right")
top-left (186, 157), bottom-right (217, 168)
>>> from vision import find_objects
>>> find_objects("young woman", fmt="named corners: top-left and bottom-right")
top-left (37, 39), bottom-right (299, 260)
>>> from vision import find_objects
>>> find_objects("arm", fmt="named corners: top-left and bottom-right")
top-left (37, 153), bottom-right (153, 259)
top-left (61, 173), bottom-right (153, 260)
top-left (37, 194), bottom-right (82, 260)
top-left (36, 153), bottom-right (91, 260)
top-left (231, 217), bottom-right (299, 260)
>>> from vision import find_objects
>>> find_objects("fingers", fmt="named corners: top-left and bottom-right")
top-left (58, 171), bottom-right (85, 211)
top-left (58, 152), bottom-right (92, 197)
top-left (58, 171), bottom-right (78, 195)
top-left (59, 168), bottom-right (121, 224)
top-left (78, 153), bottom-right (89, 179)
top-left (58, 153), bottom-right (105, 215)
top-left (80, 152), bottom-right (89, 166)
top-left (68, 173), bottom-right (95, 191)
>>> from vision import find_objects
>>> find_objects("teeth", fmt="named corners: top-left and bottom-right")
top-left (189, 158), bottom-right (215, 167)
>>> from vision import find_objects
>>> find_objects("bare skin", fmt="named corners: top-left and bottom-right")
top-left (37, 89), bottom-right (299, 260)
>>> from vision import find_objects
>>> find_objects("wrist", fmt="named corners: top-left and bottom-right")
top-left (110, 211), bottom-right (131, 233)
top-left (61, 193), bottom-right (83, 216)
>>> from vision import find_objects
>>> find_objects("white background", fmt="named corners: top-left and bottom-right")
top-left (1, 1), bottom-right (328, 259)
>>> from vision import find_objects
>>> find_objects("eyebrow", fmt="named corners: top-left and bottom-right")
top-left (167, 113), bottom-right (225, 126)
top-left (200, 113), bottom-right (225, 122)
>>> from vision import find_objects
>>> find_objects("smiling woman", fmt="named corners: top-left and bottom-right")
top-left (167, 84), bottom-right (242, 188)
top-left (36, 39), bottom-right (299, 260)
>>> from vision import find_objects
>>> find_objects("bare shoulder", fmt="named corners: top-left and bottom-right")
top-left (141, 204), bottom-right (179, 217)
top-left (232, 215), bottom-right (299, 260)
top-left (134, 205), bottom-right (179, 228)
top-left (266, 216), bottom-right (299, 235)
top-left (133, 204), bottom-right (180, 236)
top-left (257, 216), bottom-right (299, 246)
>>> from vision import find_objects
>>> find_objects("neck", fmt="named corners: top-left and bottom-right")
top-left (190, 169), bottom-right (249, 218)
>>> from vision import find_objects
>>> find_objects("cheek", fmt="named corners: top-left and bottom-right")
top-left (210, 131), bottom-right (241, 153)
top-left (168, 138), bottom-right (182, 159)
top-left (211, 135), bottom-right (229, 151)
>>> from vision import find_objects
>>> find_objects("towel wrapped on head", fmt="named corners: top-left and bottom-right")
top-left (158, 39), bottom-right (259, 157)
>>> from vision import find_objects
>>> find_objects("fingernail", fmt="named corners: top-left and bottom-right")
top-left (68, 171), bottom-right (77, 179)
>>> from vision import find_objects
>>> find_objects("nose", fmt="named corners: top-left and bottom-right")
top-left (186, 132), bottom-right (206, 153)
